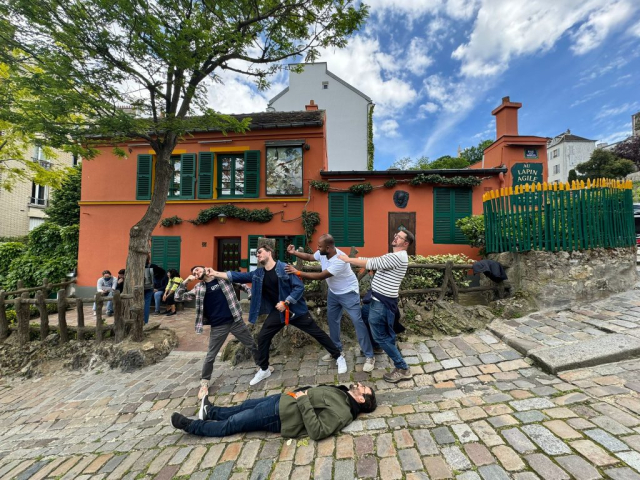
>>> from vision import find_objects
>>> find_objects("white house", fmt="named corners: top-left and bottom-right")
top-left (547, 130), bottom-right (596, 183)
top-left (268, 63), bottom-right (373, 171)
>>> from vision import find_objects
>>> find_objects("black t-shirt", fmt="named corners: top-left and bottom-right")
top-left (262, 267), bottom-right (279, 312)
top-left (203, 279), bottom-right (233, 327)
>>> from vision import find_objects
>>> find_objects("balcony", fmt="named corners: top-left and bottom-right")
top-left (32, 157), bottom-right (52, 169)
top-left (28, 196), bottom-right (48, 207)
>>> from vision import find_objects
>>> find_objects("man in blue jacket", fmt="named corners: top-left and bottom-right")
top-left (209, 243), bottom-right (346, 386)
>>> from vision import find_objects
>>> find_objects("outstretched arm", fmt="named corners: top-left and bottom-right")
top-left (286, 244), bottom-right (316, 262)
top-left (284, 264), bottom-right (333, 280)
top-left (338, 255), bottom-right (368, 268)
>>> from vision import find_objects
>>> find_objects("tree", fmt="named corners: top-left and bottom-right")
top-left (390, 157), bottom-right (416, 170)
top-left (45, 164), bottom-right (81, 227)
top-left (2, 0), bottom-right (368, 310)
top-left (460, 139), bottom-right (494, 165)
top-left (568, 169), bottom-right (578, 183)
top-left (614, 135), bottom-right (640, 168)
top-left (427, 155), bottom-right (470, 169)
top-left (575, 149), bottom-right (635, 180)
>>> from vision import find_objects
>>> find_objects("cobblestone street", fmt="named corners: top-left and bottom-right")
top-left (2, 288), bottom-right (640, 479)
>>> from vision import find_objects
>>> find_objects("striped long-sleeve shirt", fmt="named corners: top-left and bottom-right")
top-left (366, 250), bottom-right (408, 298)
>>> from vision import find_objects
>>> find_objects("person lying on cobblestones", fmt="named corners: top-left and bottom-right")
top-left (208, 243), bottom-right (347, 386)
top-left (285, 234), bottom-right (376, 373)
top-left (175, 266), bottom-right (258, 400)
top-left (340, 229), bottom-right (414, 383)
top-left (170, 382), bottom-right (376, 440)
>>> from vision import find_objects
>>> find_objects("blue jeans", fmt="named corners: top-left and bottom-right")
top-left (153, 290), bottom-right (164, 312)
top-left (187, 394), bottom-right (282, 437)
top-left (361, 303), bottom-right (380, 350)
top-left (93, 292), bottom-right (114, 314)
top-left (368, 300), bottom-right (408, 370)
top-left (327, 290), bottom-right (373, 357)
top-left (143, 289), bottom-right (154, 324)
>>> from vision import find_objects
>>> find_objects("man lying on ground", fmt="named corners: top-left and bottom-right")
top-left (170, 382), bottom-right (376, 440)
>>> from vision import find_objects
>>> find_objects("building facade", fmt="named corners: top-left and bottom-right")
top-left (0, 145), bottom-right (76, 237)
top-left (547, 130), bottom-right (596, 183)
top-left (268, 63), bottom-right (372, 171)
top-left (76, 108), bottom-right (509, 294)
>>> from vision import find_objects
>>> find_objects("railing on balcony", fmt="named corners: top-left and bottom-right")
top-left (31, 157), bottom-right (52, 169)
top-left (28, 196), bottom-right (47, 207)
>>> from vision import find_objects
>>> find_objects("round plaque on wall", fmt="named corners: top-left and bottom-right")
top-left (393, 190), bottom-right (409, 208)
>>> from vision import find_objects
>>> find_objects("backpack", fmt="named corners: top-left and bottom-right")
top-left (144, 266), bottom-right (154, 290)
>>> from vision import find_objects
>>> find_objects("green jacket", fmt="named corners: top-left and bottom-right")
top-left (279, 386), bottom-right (355, 440)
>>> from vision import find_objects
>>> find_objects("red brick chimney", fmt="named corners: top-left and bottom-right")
top-left (492, 96), bottom-right (522, 138)
top-left (305, 100), bottom-right (318, 111)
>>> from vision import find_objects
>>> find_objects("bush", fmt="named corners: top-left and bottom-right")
top-left (2, 254), bottom-right (76, 291)
top-left (0, 242), bottom-right (27, 276)
top-left (402, 254), bottom-right (472, 291)
top-left (456, 215), bottom-right (485, 253)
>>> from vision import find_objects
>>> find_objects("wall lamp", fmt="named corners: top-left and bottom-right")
top-left (218, 213), bottom-right (227, 224)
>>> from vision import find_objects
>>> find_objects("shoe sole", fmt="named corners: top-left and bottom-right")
top-left (384, 375), bottom-right (413, 383)
top-left (198, 395), bottom-right (206, 420)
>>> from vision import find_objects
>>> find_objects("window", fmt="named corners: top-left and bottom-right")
top-left (151, 236), bottom-right (181, 273)
top-left (72, 154), bottom-right (79, 167)
top-left (29, 217), bottom-right (45, 231)
top-left (216, 151), bottom-right (260, 198)
top-left (329, 193), bottom-right (364, 247)
top-left (168, 154), bottom-right (195, 199)
top-left (553, 149), bottom-right (559, 158)
top-left (30, 182), bottom-right (46, 206)
top-left (433, 188), bottom-right (472, 244)
top-left (322, 81), bottom-right (329, 89)
top-left (266, 146), bottom-right (303, 195)
top-left (247, 234), bottom-right (305, 270)
top-left (553, 164), bottom-right (560, 174)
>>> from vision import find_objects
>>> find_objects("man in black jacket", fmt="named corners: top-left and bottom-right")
top-left (170, 382), bottom-right (376, 440)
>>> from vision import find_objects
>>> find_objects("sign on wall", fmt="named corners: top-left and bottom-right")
top-left (524, 148), bottom-right (538, 159)
top-left (512, 163), bottom-right (543, 186)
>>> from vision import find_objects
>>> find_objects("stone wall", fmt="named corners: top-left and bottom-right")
top-left (488, 247), bottom-right (637, 309)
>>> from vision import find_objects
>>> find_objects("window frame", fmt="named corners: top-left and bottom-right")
top-left (216, 153), bottom-right (247, 198)
top-left (265, 145), bottom-right (304, 197)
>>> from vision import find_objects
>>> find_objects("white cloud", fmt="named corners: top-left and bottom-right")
top-left (318, 36), bottom-right (417, 118)
top-left (419, 102), bottom-right (440, 116)
top-left (452, 0), bottom-right (637, 78)
top-left (379, 119), bottom-right (400, 138)
top-left (595, 102), bottom-right (640, 120)
top-left (365, 0), bottom-right (479, 21)
top-left (571, 1), bottom-right (636, 54)
top-left (597, 126), bottom-right (632, 145)
top-left (406, 38), bottom-right (434, 75)
top-left (628, 19), bottom-right (640, 38)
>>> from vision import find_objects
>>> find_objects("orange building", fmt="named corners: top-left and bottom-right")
top-left (77, 97), bottom-right (539, 292)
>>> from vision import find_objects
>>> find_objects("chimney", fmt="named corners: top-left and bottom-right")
top-left (491, 96), bottom-right (522, 138)
top-left (305, 100), bottom-right (318, 111)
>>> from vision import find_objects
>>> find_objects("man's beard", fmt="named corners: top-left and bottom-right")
top-left (197, 271), bottom-right (205, 279)
top-left (259, 258), bottom-right (267, 266)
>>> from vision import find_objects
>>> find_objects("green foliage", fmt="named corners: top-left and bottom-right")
top-left (568, 169), bottom-right (578, 182)
top-left (409, 174), bottom-right (482, 187)
top-left (390, 157), bottom-right (417, 170)
top-left (576, 149), bottom-right (635, 179)
top-left (309, 180), bottom-right (330, 192)
top-left (0, 242), bottom-right (26, 276)
top-left (402, 254), bottom-right (472, 291)
top-left (44, 164), bottom-right (81, 227)
top-left (160, 216), bottom-right (183, 227)
top-left (191, 205), bottom-right (273, 225)
top-left (367, 104), bottom-right (374, 171)
top-left (633, 181), bottom-right (640, 203)
top-left (383, 178), bottom-right (397, 188)
top-left (460, 139), bottom-right (494, 165)
top-left (5, 302), bottom-right (60, 328)
top-left (427, 156), bottom-right (471, 169)
top-left (301, 211), bottom-right (321, 247)
top-left (27, 223), bottom-right (64, 257)
top-left (2, 254), bottom-right (76, 291)
top-left (0, 235), bottom-right (28, 244)
top-left (349, 182), bottom-right (374, 196)
top-left (614, 135), bottom-right (640, 167)
top-left (456, 215), bottom-right (485, 252)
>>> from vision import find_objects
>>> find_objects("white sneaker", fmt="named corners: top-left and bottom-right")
top-left (336, 355), bottom-right (347, 374)
top-left (92, 311), bottom-right (97, 316)
top-left (250, 368), bottom-right (271, 386)
top-left (322, 351), bottom-right (342, 362)
top-left (363, 357), bottom-right (375, 373)
top-left (197, 380), bottom-right (209, 400)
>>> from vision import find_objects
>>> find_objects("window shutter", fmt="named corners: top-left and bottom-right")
top-left (247, 235), bottom-right (263, 263)
top-left (244, 150), bottom-right (260, 198)
top-left (293, 235), bottom-right (306, 251)
top-left (166, 237), bottom-right (181, 272)
top-left (180, 154), bottom-right (196, 199)
top-left (151, 236), bottom-right (166, 268)
top-left (346, 194), bottom-right (364, 247)
top-left (197, 152), bottom-right (214, 199)
top-left (433, 188), bottom-right (452, 243)
top-left (136, 154), bottom-right (153, 200)
top-left (453, 189), bottom-right (472, 244)
top-left (329, 193), bottom-right (347, 245)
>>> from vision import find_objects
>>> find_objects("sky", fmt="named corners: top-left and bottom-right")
top-left (206, 0), bottom-right (640, 170)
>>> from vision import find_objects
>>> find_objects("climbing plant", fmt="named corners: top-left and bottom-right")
top-left (367, 104), bottom-right (374, 171)
top-left (309, 179), bottom-right (330, 192)
top-left (349, 182), bottom-right (374, 196)
top-left (160, 215), bottom-right (183, 227)
top-left (409, 174), bottom-right (482, 187)
top-left (301, 210), bottom-right (321, 246)
top-left (191, 205), bottom-right (273, 225)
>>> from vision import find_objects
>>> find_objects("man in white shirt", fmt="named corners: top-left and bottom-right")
top-left (339, 229), bottom-right (415, 383)
top-left (285, 234), bottom-right (376, 373)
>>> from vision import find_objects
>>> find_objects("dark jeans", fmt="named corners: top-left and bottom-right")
top-left (368, 300), bottom-right (408, 370)
top-left (201, 320), bottom-right (258, 380)
top-left (143, 289), bottom-right (154, 324)
top-left (257, 310), bottom-right (341, 370)
top-left (187, 394), bottom-right (282, 437)
top-left (361, 303), bottom-right (381, 349)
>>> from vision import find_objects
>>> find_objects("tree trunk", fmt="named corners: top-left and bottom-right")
top-left (122, 141), bottom-right (176, 341)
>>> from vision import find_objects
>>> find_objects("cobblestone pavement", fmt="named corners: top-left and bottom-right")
top-left (3, 315), bottom-right (640, 480)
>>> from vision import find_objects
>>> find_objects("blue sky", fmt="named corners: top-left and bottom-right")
top-left (207, 0), bottom-right (640, 170)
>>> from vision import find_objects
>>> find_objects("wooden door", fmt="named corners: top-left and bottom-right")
top-left (217, 238), bottom-right (242, 272)
top-left (388, 212), bottom-right (416, 255)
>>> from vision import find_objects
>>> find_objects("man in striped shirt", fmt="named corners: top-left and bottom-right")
top-left (339, 229), bottom-right (415, 383)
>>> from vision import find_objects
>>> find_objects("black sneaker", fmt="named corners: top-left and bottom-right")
top-left (170, 412), bottom-right (193, 431)
top-left (199, 395), bottom-right (213, 420)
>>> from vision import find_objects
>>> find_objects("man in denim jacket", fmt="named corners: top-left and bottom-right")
top-left (209, 243), bottom-right (345, 386)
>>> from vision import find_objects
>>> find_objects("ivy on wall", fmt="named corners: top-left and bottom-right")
top-left (310, 179), bottom-right (330, 192)
top-left (160, 215), bottom-right (183, 227)
top-left (191, 205), bottom-right (274, 225)
top-left (367, 104), bottom-right (375, 171)
top-left (409, 174), bottom-right (482, 187)
top-left (301, 210), bottom-right (321, 246)
top-left (349, 182), bottom-right (374, 196)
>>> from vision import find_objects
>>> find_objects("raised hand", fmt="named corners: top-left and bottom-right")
top-left (284, 264), bottom-right (298, 275)
top-left (286, 244), bottom-right (296, 254)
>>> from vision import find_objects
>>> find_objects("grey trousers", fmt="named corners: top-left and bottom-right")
top-left (201, 320), bottom-right (258, 380)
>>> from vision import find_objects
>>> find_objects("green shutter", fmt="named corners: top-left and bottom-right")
top-left (433, 188), bottom-right (452, 243)
top-left (346, 194), bottom-right (364, 247)
top-left (244, 150), bottom-right (260, 198)
top-left (293, 235), bottom-right (306, 251)
top-left (180, 153), bottom-right (196, 199)
top-left (453, 189), bottom-right (472, 244)
top-left (197, 152), bottom-right (214, 199)
top-left (247, 235), bottom-right (263, 266)
top-left (151, 236), bottom-right (181, 272)
top-left (329, 193), bottom-right (347, 245)
top-left (136, 154), bottom-right (153, 200)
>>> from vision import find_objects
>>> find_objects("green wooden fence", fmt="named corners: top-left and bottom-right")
top-left (483, 178), bottom-right (635, 253)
